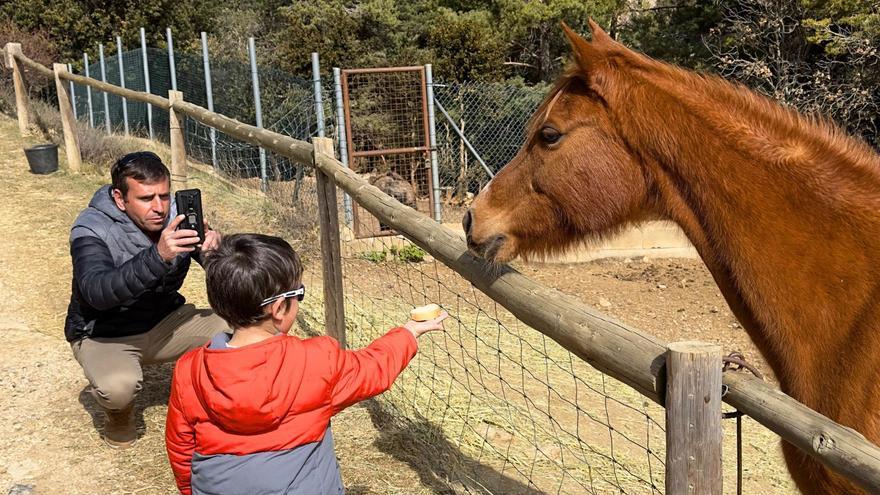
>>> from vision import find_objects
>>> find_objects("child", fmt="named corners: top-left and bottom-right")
top-left (165, 233), bottom-right (447, 495)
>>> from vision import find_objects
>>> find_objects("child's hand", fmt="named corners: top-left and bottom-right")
top-left (403, 311), bottom-right (449, 339)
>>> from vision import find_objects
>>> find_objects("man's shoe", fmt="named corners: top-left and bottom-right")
top-left (101, 405), bottom-right (138, 449)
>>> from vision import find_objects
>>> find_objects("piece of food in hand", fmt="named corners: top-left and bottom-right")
top-left (410, 303), bottom-right (442, 321)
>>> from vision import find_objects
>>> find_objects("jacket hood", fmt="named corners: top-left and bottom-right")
top-left (89, 185), bottom-right (133, 225)
top-left (190, 334), bottom-right (307, 435)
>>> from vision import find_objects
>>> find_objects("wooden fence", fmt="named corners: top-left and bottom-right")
top-left (5, 42), bottom-right (880, 493)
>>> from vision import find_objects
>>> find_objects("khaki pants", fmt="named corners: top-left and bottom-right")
top-left (71, 304), bottom-right (227, 411)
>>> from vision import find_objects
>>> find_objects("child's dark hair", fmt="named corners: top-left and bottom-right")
top-left (110, 151), bottom-right (169, 196)
top-left (203, 233), bottom-right (303, 329)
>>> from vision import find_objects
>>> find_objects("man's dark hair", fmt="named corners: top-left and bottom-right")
top-left (111, 151), bottom-right (170, 197)
top-left (203, 233), bottom-right (304, 329)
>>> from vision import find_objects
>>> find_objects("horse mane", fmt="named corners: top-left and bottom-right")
top-left (530, 47), bottom-right (880, 177)
top-left (686, 71), bottom-right (880, 174)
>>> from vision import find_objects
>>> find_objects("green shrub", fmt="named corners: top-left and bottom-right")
top-left (360, 250), bottom-right (387, 263)
top-left (360, 245), bottom-right (425, 263)
top-left (393, 244), bottom-right (426, 263)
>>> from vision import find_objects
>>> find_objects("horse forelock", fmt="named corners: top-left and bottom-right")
top-left (526, 68), bottom-right (582, 139)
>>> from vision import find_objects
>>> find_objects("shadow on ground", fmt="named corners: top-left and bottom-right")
top-left (364, 400), bottom-right (545, 495)
top-left (76, 363), bottom-right (174, 442)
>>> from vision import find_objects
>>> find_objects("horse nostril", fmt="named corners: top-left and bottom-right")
top-left (462, 210), bottom-right (473, 237)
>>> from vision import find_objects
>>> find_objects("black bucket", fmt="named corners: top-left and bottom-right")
top-left (24, 144), bottom-right (59, 174)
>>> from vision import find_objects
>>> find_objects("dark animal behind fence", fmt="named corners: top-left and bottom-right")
top-left (370, 171), bottom-right (416, 208)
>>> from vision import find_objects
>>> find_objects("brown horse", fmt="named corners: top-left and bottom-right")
top-left (463, 21), bottom-right (880, 495)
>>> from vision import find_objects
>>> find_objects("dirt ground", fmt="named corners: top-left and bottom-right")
top-left (0, 111), bottom-right (795, 495)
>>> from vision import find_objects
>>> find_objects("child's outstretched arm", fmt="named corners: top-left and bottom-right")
top-left (165, 367), bottom-right (197, 495)
top-left (328, 311), bottom-right (448, 412)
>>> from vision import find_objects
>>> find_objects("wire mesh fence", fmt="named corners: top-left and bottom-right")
top-left (71, 47), bottom-right (160, 138)
top-left (328, 223), bottom-right (668, 493)
top-left (342, 67), bottom-right (434, 237)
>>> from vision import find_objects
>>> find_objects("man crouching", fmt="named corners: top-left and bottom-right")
top-left (65, 151), bottom-right (227, 448)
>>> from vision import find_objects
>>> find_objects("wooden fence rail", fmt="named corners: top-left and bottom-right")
top-left (7, 48), bottom-right (880, 492)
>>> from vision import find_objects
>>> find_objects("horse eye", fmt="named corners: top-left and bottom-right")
top-left (539, 126), bottom-right (562, 145)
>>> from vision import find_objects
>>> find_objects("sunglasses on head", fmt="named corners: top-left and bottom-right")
top-left (260, 285), bottom-right (306, 307)
top-left (113, 151), bottom-right (162, 171)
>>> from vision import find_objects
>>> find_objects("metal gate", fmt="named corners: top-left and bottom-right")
top-left (341, 66), bottom-right (434, 238)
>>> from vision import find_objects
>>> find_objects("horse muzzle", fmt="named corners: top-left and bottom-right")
top-left (463, 209), bottom-right (508, 261)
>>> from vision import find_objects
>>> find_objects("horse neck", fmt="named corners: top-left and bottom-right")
top-left (621, 75), bottom-right (880, 408)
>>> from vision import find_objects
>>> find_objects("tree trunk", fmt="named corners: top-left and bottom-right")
top-left (539, 25), bottom-right (552, 82)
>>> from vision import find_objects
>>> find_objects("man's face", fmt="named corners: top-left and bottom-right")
top-left (112, 177), bottom-right (171, 233)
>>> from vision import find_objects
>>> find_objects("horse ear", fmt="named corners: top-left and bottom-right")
top-left (587, 18), bottom-right (612, 45)
top-left (561, 22), bottom-right (601, 74)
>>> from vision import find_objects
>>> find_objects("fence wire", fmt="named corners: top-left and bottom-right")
top-left (342, 68), bottom-right (433, 237)
top-left (326, 223), bottom-right (667, 494)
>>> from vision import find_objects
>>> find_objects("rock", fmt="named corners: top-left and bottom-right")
top-left (369, 172), bottom-right (416, 208)
top-left (537, 443), bottom-right (563, 463)
top-left (598, 297), bottom-right (612, 308)
top-left (7, 485), bottom-right (34, 495)
top-left (710, 306), bottom-right (719, 313)
top-left (657, 284), bottom-right (667, 289)
top-left (6, 459), bottom-right (38, 479)
top-left (483, 423), bottom-right (514, 445)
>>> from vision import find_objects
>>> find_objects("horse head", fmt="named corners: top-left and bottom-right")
top-left (464, 21), bottom-right (650, 263)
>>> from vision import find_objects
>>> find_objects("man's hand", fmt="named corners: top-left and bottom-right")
top-left (201, 218), bottom-right (221, 253)
top-left (157, 215), bottom-right (200, 263)
top-left (403, 311), bottom-right (449, 339)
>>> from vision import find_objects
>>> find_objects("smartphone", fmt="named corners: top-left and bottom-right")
top-left (174, 188), bottom-right (205, 244)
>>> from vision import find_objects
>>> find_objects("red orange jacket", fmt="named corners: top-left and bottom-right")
top-left (165, 327), bottom-right (418, 494)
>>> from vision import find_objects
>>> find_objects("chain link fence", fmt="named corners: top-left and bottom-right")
top-left (432, 79), bottom-right (548, 221)
top-left (67, 44), bottom-right (550, 228)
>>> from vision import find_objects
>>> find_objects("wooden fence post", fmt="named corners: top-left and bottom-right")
top-left (52, 63), bottom-right (82, 173)
top-left (168, 90), bottom-right (187, 191)
top-left (313, 137), bottom-right (346, 347)
top-left (4, 43), bottom-right (29, 135)
top-left (666, 341), bottom-right (723, 495)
